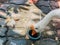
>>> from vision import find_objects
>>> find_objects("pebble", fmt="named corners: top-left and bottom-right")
top-left (6, 37), bottom-right (32, 45)
top-left (0, 37), bottom-right (6, 45)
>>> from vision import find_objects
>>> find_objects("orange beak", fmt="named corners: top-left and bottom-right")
top-left (30, 24), bottom-right (37, 36)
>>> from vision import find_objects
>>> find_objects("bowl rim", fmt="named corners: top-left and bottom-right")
top-left (27, 30), bottom-right (41, 39)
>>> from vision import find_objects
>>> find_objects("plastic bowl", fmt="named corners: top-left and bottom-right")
top-left (28, 30), bottom-right (41, 41)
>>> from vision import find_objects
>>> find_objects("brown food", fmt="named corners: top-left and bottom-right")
top-left (30, 24), bottom-right (37, 36)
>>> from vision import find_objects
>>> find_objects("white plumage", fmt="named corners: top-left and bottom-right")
top-left (34, 9), bottom-right (60, 32)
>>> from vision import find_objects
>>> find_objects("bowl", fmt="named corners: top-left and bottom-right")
top-left (28, 30), bottom-right (41, 41)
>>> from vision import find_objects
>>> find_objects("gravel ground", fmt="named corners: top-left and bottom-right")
top-left (0, 1), bottom-right (58, 45)
top-left (0, 3), bottom-right (44, 45)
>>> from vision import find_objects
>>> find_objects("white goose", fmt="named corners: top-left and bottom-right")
top-left (34, 8), bottom-right (60, 33)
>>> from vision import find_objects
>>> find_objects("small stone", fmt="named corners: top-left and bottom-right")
top-left (7, 29), bottom-right (21, 37)
top-left (9, 0), bottom-right (27, 4)
top-left (0, 37), bottom-right (6, 45)
top-left (7, 28), bottom-right (26, 37)
top-left (7, 37), bottom-right (32, 45)
top-left (34, 40), bottom-right (40, 45)
top-left (0, 19), bottom-right (7, 36)
top-left (0, 27), bottom-right (7, 36)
